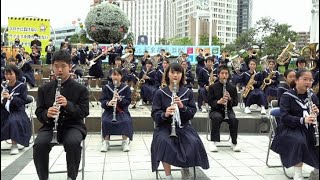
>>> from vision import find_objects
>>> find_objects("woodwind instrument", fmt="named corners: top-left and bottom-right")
top-left (307, 88), bottom-right (319, 146)
top-left (1, 80), bottom-right (9, 104)
top-left (51, 76), bottom-right (62, 144)
top-left (111, 80), bottom-right (118, 122)
top-left (242, 72), bottom-right (256, 98)
top-left (260, 70), bottom-right (275, 91)
top-left (223, 79), bottom-right (228, 119)
top-left (169, 80), bottom-right (178, 138)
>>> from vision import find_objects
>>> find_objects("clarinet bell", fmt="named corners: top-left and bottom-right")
top-left (169, 127), bottom-right (178, 138)
top-left (50, 130), bottom-right (59, 144)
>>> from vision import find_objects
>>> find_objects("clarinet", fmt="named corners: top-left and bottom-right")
top-left (223, 79), bottom-right (228, 119)
top-left (111, 80), bottom-right (118, 122)
top-left (1, 80), bottom-right (9, 104)
top-left (169, 80), bottom-right (178, 138)
top-left (307, 88), bottom-right (319, 146)
top-left (51, 76), bottom-right (62, 144)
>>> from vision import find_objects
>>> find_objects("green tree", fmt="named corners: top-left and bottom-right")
top-left (199, 34), bottom-right (223, 46)
top-left (85, 3), bottom-right (130, 43)
top-left (168, 37), bottom-right (192, 45)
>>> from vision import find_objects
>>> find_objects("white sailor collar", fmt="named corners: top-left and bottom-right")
top-left (159, 86), bottom-right (190, 102)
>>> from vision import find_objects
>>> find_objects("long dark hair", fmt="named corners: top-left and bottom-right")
top-left (164, 62), bottom-right (185, 87)
top-left (289, 69), bottom-right (310, 88)
top-left (111, 68), bottom-right (123, 76)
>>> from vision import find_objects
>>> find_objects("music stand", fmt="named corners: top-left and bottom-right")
top-left (82, 75), bottom-right (99, 107)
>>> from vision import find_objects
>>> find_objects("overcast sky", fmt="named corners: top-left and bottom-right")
top-left (1, 0), bottom-right (313, 32)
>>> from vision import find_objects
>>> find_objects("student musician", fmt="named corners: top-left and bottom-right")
top-left (45, 39), bottom-right (55, 65)
top-left (156, 58), bottom-right (169, 88)
top-left (150, 62), bottom-right (209, 179)
top-left (107, 56), bottom-right (128, 84)
top-left (139, 60), bottom-right (157, 105)
top-left (261, 58), bottom-right (280, 102)
top-left (196, 48), bottom-right (205, 78)
top-left (231, 55), bottom-right (248, 88)
top-left (313, 70), bottom-right (319, 97)
top-left (1, 65), bottom-right (31, 155)
top-left (88, 42), bottom-right (107, 89)
top-left (30, 34), bottom-right (42, 52)
top-left (16, 51), bottom-right (36, 88)
top-left (33, 50), bottom-right (89, 180)
top-left (12, 38), bottom-right (22, 48)
top-left (198, 56), bottom-right (217, 113)
top-left (277, 69), bottom-right (296, 104)
top-left (208, 65), bottom-right (240, 152)
top-left (271, 69), bottom-right (319, 180)
top-left (295, 56), bottom-right (307, 71)
top-left (30, 45), bottom-right (41, 65)
top-left (140, 50), bottom-right (149, 69)
top-left (179, 53), bottom-right (192, 71)
top-left (125, 53), bottom-right (138, 89)
top-left (77, 44), bottom-right (88, 65)
top-left (241, 59), bottom-right (268, 114)
top-left (181, 60), bottom-right (194, 90)
top-left (100, 68), bottom-right (133, 152)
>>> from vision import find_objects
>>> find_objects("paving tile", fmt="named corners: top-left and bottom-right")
top-left (228, 166), bottom-right (258, 176)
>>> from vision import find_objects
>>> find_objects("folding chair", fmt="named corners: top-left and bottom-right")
top-left (49, 119), bottom-right (86, 180)
top-left (266, 100), bottom-right (309, 179)
top-left (206, 107), bottom-right (231, 146)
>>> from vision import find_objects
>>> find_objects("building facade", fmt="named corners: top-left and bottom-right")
top-left (296, 31), bottom-right (311, 50)
top-left (237, 0), bottom-right (252, 36)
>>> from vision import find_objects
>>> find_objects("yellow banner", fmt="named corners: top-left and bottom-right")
top-left (7, 17), bottom-right (51, 56)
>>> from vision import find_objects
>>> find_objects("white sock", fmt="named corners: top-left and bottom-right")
top-left (294, 166), bottom-right (302, 174)
top-left (166, 174), bottom-right (173, 179)
top-left (314, 168), bottom-right (319, 175)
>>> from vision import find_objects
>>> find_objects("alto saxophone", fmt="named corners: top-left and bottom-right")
top-left (307, 88), bottom-right (319, 146)
top-left (242, 72), bottom-right (256, 98)
top-left (169, 80), bottom-right (178, 138)
top-left (260, 70), bottom-right (276, 91)
top-left (112, 80), bottom-right (118, 122)
top-left (51, 76), bottom-right (62, 144)
top-left (160, 70), bottom-right (167, 88)
top-left (130, 74), bottom-right (145, 108)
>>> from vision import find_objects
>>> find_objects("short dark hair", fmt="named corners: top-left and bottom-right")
top-left (34, 33), bottom-right (38, 37)
top-left (164, 62), bottom-right (185, 87)
top-left (115, 56), bottom-right (122, 61)
top-left (218, 65), bottom-right (230, 74)
top-left (249, 59), bottom-right (257, 65)
top-left (205, 56), bottom-right (215, 63)
top-left (284, 69), bottom-right (295, 78)
top-left (112, 68), bottom-right (123, 76)
top-left (4, 64), bottom-right (21, 80)
top-left (145, 59), bottom-right (153, 65)
top-left (296, 56), bottom-right (306, 67)
top-left (52, 50), bottom-right (72, 64)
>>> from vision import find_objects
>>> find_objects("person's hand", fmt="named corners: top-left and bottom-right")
top-left (311, 104), bottom-right (319, 115)
top-left (304, 115), bottom-right (316, 124)
top-left (56, 95), bottom-right (68, 107)
top-left (2, 91), bottom-right (10, 100)
top-left (47, 106), bottom-right (59, 119)
top-left (224, 91), bottom-right (231, 100)
top-left (173, 95), bottom-right (183, 109)
top-left (107, 98), bottom-right (117, 107)
top-left (205, 85), bottom-right (209, 91)
top-left (165, 105), bottom-right (176, 117)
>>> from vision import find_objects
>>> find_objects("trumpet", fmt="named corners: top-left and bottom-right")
top-left (1, 80), bottom-right (9, 104)
top-left (112, 80), bottom-right (118, 123)
top-left (51, 76), bottom-right (62, 144)
top-left (307, 88), bottom-right (319, 146)
top-left (169, 80), bottom-right (178, 138)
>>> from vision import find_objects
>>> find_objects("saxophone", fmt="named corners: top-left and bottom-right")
top-left (160, 70), bottom-right (167, 88)
top-left (51, 76), bottom-right (62, 144)
top-left (307, 88), bottom-right (319, 146)
top-left (130, 74), bottom-right (145, 108)
top-left (209, 67), bottom-right (216, 86)
top-left (260, 70), bottom-right (275, 91)
top-left (242, 72), bottom-right (256, 98)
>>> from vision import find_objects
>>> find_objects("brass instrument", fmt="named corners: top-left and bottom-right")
top-left (301, 43), bottom-right (318, 70)
top-left (169, 80), bottom-right (178, 138)
top-left (111, 80), bottom-right (118, 123)
top-left (209, 67), bottom-right (216, 86)
top-left (307, 88), bottom-right (319, 146)
top-left (51, 76), bottom-right (62, 144)
top-left (1, 80), bottom-right (9, 104)
top-left (223, 79), bottom-right (228, 119)
top-left (260, 70), bottom-right (275, 91)
top-left (130, 74), bottom-right (145, 108)
top-left (230, 55), bottom-right (242, 75)
top-left (17, 57), bottom-right (32, 69)
top-left (313, 82), bottom-right (319, 95)
top-left (160, 70), bottom-right (167, 88)
top-left (165, 52), bottom-right (171, 58)
top-left (259, 55), bottom-right (268, 70)
top-left (276, 42), bottom-right (296, 66)
top-left (242, 72), bottom-right (256, 98)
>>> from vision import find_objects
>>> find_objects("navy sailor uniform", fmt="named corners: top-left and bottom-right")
top-left (262, 69), bottom-right (280, 97)
top-left (151, 86), bottom-right (209, 171)
top-left (1, 81), bottom-right (31, 147)
top-left (100, 82), bottom-right (133, 140)
top-left (271, 89), bottom-right (319, 169)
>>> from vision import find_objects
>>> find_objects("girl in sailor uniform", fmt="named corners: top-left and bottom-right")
top-left (241, 59), bottom-right (268, 114)
top-left (107, 56), bottom-right (128, 84)
top-left (139, 60), bottom-right (158, 105)
top-left (16, 50), bottom-right (36, 88)
top-left (156, 59), bottom-right (169, 88)
top-left (271, 69), bottom-right (319, 180)
top-left (151, 62), bottom-right (209, 180)
top-left (1, 65), bottom-right (31, 155)
top-left (277, 69), bottom-right (296, 104)
top-left (231, 57), bottom-right (248, 88)
top-left (100, 68), bottom-right (133, 152)
top-left (125, 53), bottom-right (138, 89)
top-left (181, 60), bottom-right (194, 90)
top-left (262, 59), bottom-right (280, 102)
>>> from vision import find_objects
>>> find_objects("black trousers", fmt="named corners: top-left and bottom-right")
top-left (209, 110), bottom-right (239, 144)
top-left (33, 128), bottom-right (83, 180)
